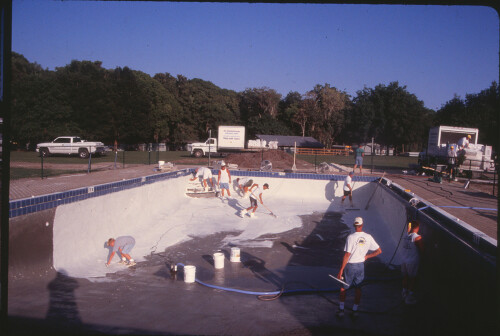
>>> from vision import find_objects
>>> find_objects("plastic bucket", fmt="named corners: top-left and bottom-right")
top-left (230, 247), bottom-right (240, 262)
top-left (213, 252), bottom-right (225, 269)
top-left (158, 160), bottom-right (165, 168)
top-left (184, 265), bottom-right (196, 283)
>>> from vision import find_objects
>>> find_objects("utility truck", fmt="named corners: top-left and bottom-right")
top-left (188, 126), bottom-right (247, 157)
top-left (419, 126), bottom-right (495, 173)
top-left (36, 136), bottom-right (106, 159)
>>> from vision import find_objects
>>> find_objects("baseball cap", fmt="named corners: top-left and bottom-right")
top-left (349, 171), bottom-right (354, 176)
top-left (354, 217), bottom-right (363, 225)
top-left (467, 135), bottom-right (471, 138)
top-left (221, 162), bottom-right (226, 166)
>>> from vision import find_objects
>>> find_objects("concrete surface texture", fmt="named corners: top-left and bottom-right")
top-left (52, 177), bottom-right (381, 279)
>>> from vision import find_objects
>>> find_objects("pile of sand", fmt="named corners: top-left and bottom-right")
top-left (224, 150), bottom-right (314, 170)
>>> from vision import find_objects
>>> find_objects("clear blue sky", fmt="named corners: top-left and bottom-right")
top-left (12, 1), bottom-right (499, 110)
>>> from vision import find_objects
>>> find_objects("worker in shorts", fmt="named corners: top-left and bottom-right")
top-left (353, 144), bottom-right (364, 175)
top-left (240, 183), bottom-right (269, 218)
top-left (341, 171), bottom-right (354, 207)
top-left (401, 220), bottom-right (424, 304)
top-left (337, 217), bottom-right (382, 317)
top-left (106, 236), bottom-right (136, 266)
top-left (190, 166), bottom-right (214, 191)
top-left (217, 162), bottom-right (232, 198)
top-left (236, 177), bottom-right (253, 197)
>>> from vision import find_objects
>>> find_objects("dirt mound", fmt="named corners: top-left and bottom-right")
top-left (224, 150), bottom-right (314, 170)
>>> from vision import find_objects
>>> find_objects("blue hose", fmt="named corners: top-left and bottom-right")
top-left (177, 263), bottom-right (399, 297)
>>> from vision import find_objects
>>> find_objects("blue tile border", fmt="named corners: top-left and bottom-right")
top-left (9, 169), bottom-right (377, 218)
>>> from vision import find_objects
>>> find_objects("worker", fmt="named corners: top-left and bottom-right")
top-left (217, 162), bottom-right (232, 198)
top-left (190, 166), bottom-right (214, 191)
top-left (236, 177), bottom-right (254, 197)
top-left (336, 217), bottom-right (381, 318)
top-left (457, 134), bottom-right (471, 150)
top-left (447, 145), bottom-right (457, 181)
top-left (240, 183), bottom-right (269, 218)
top-left (341, 172), bottom-right (354, 207)
top-left (106, 236), bottom-right (136, 267)
top-left (401, 220), bottom-right (424, 305)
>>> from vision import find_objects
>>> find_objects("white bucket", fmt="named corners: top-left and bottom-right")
top-left (183, 265), bottom-right (196, 283)
top-left (230, 247), bottom-right (240, 262)
top-left (213, 252), bottom-right (225, 269)
top-left (158, 160), bottom-right (165, 168)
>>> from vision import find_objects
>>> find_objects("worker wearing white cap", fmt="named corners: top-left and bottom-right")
top-left (217, 162), bottom-right (232, 198)
top-left (336, 217), bottom-right (382, 318)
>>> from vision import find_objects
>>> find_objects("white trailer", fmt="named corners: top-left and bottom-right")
top-left (421, 126), bottom-right (494, 172)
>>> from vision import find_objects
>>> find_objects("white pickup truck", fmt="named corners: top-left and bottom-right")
top-left (36, 136), bottom-right (106, 159)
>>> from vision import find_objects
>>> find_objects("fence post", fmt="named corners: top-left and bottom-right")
top-left (41, 153), bottom-right (44, 179)
top-left (123, 150), bottom-right (125, 168)
top-left (87, 152), bottom-right (92, 174)
top-left (114, 150), bottom-right (117, 169)
top-left (493, 168), bottom-right (496, 196)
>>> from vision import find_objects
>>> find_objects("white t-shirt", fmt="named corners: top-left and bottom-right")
top-left (196, 167), bottom-right (212, 179)
top-left (238, 177), bottom-right (249, 185)
top-left (343, 175), bottom-right (352, 191)
top-left (344, 231), bottom-right (380, 263)
top-left (402, 232), bottom-right (420, 264)
top-left (250, 186), bottom-right (263, 200)
top-left (219, 168), bottom-right (230, 183)
top-left (458, 137), bottom-right (469, 148)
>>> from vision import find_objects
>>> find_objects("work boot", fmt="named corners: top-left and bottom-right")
top-left (240, 209), bottom-right (247, 218)
top-left (250, 212), bottom-right (255, 218)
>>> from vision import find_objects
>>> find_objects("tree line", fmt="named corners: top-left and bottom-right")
top-left (10, 52), bottom-right (499, 152)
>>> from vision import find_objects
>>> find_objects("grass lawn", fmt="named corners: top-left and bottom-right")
top-left (10, 150), bottom-right (205, 164)
top-left (9, 151), bottom-right (208, 179)
top-left (9, 151), bottom-right (418, 180)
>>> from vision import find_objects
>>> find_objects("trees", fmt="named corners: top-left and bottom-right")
top-left (435, 82), bottom-right (499, 149)
top-left (308, 84), bottom-right (350, 148)
top-left (347, 82), bottom-right (433, 152)
top-left (11, 52), bottom-right (495, 152)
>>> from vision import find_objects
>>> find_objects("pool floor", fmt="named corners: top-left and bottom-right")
top-left (8, 210), bottom-right (468, 336)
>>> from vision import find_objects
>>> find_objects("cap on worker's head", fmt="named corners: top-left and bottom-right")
top-left (221, 161), bottom-right (226, 166)
top-left (467, 135), bottom-right (471, 138)
top-left (354, 217), bottom-right (363, 225)
top-left (451, 145), bottom-right (454, 148)
top-left (349, 171), bottom-right (354, 176)
top-left (263, 183), bottom-right (269, 188)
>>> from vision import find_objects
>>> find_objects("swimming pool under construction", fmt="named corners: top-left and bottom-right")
top-left (6, 168), bottom-right (497, 335)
